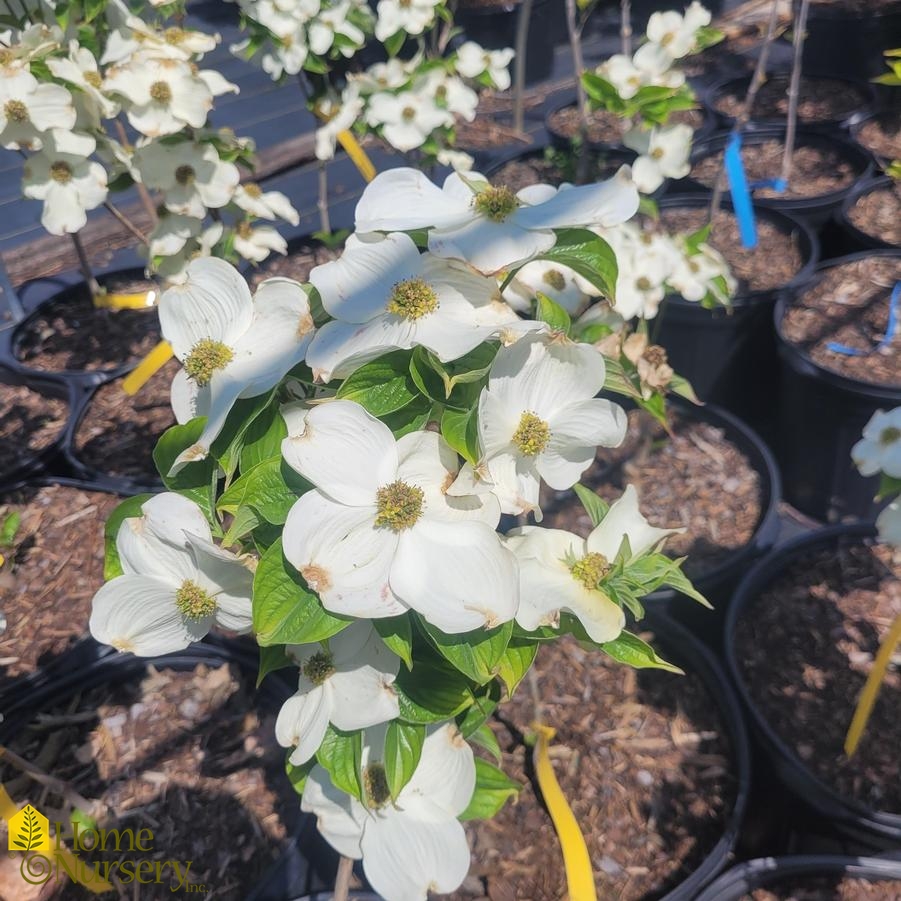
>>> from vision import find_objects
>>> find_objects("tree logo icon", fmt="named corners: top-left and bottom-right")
top-left (8, 804), bottom-right (51, 853)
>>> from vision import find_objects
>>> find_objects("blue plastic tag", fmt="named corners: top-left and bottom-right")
top-left (724, 132), bottom-right (757, 249)
top-left (827, 281), bottom-right (901, 356)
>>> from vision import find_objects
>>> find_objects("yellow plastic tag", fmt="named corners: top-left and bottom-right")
top-left (531, 723), bottom-right (597, 901)
top-left (845, 613), bottom-right (901, 757)
top-left (336, 130), bottom-right (376, 183)
top-left (93, 290), bottom-right (157, 310)
top-left (122, 340), bottom-right (174, 397)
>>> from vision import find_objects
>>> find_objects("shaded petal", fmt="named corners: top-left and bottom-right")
top-left (276, 686), bottom-right (332, 765)
top-left (186, 535), bottom-right (254, 633)
top-left (429, 217), bottom-right (555, 275)
top-left (329, 667), bottom-right (400, 731)
top-left (305, 316), bottom-right (414, 383)
top-left (300, 766), bottom-right (365, 859)
top-left (399, 723), bottom-right (476, 818)
top-left (548, 397), bottom-right (627, 449)
top-left (586, 484), bottom-right (680, 560)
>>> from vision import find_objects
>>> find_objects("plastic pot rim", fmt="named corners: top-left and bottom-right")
top-left (774, 249), bottom-right (901, 402)
top-left (837, 175), bottom-right (900, 252)
top-left (723, 522), bottom-right (901, 839)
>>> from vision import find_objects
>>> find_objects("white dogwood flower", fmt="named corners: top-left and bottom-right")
top-left (281, 400), bottom-right (517, 632)
top-left (853, 408), bottom-right (901, 478)
top-left (47, 42), bottom-right (119, 118)
top-left (502, 259), bottom-right (593, 316)
top-left (306, 232), bottom-right (516, 381)
top-left (233, 182), bottom-right (300, 225)
top-left (102, 17), bottom-right (218, 64)
top-left (473, 333), bottom-right (627, 517)
top-left (90, 493), bottom-right (253, 655)
top-left (148, 211), bottom-right (204, 258)
top-left (646, 1), bottom-right (711, 58)
top-left (276, 621), bottom-right (400, 765)
top-left (315, 92), bottom-right (364, 160)
top-left (0, 69), bottom-right (75, 149)
top-left (366, 90), bottom-right (450, 152)
top-left (133, 139), bottom-right (239, 218)
top-left (668, 239), bottom-right (734, 304)
top-left (505, 485), bottom-right (679, 641)
top-left (22, 130), bottom-right (108, 235)
top-left (878, 500), bottom-right (901, 546)
top-left (355, 167), bottom-right (639, 275)
top-left (597, 43), bottom-right (684, 100)
top-left (623, 123), bottom-right (693, 194)
top-left (233, 221), bottom-right (288, 262)
top-left (375, 0), bottom-right (441, 40)
top-left (301, 722), bottom-right (475, 901)
top-left (159, 257), bottom-right (315, 471)
top-left (455, 41), bottom-right (514, 91)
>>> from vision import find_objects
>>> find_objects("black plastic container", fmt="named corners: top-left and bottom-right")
top-left (0, 636), bottom-right (315, 901)
top-left (689, 128), bottom-right (873, 230)
top-left (837, 176), bottom-right (900, 253)
top-left (696, 855), bottom-right (901, 900)
top-left (652, 194), bottom-right (819, 432)
top-left (774, 251), bottom-right (901, 521)
top-left (798, 0), bottom-right (901, 81)
top-left (704, 73), bottom-right (876, 134)
top-left (851, 109), bottom-right (901, 172)
top-left (725, 524), bottom-right (901, 851)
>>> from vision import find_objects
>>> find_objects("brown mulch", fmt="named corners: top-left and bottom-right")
top-left (856, 112), bottom-right (901, 163)
top-left (448, 634), bottom-right (737, 901)
top-left (491, 151), bottom-right (628, 193)
top-left (73, 358), bottom-right (178, 482)
top-left (691, 140), bottom-right (862, 199)
top-left (0, 485), bottom-right (118, 687)
top-left (654, 206), bottom-right (805, 293)
top-left (249, 242), bottom-right (341, 289)
top-left (0, 661), bottom-right (299, 900)
top-left (547, 106), bottom-right (705, 146)
top-left (15, 283), bottom-right (160, 373)
top-left (541, 410), bottom-right (763, 580)
top-left (0, 382), bottom-right (68, 475)
top-left (745, 874), bottom-right (901, 899)
top-left (780, 255), bottom-right (901, 387)
top-left (734, 538), bottom-right (901, 814)
top-left (713, 76), bottom-right (869, 125)
top-left (809, 0), bottom-right (901, 11)
top-left (847, 182), bottom-right (901, 247)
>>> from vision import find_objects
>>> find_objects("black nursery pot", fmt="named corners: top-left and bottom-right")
top-left (774, 251), bottom-right (901, 522)
top-left (798, 0), bottom-right (901, 81)
top-left (0, 636), bottom-right (316, 901)
top-left (724, 524), bottom-right (901, 851)
top-left (695, 855), bottom-right (901, 901)
top-left (851, 110), bottom-right (901, 173)
top-left (689, 128), bottom-right (873, 230)
top-left (837, 176), bottom-right (900, 253)
top-left (652, 194), bottom-right (819, 432)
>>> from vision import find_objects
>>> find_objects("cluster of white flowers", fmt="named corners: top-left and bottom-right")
top-left (586, 2), bottom-right (716, 194)
top-left (1, 0), bottom-right (297, 276)
top-left (853, 407), bottom-right (901, 545)
top-left (90, 159), bottom-right (715, 899)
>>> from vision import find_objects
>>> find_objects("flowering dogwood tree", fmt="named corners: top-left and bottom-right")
top-left (0, 0), bottom-right (298, 285)
top-left (92, 162), bottom-right (713, 900)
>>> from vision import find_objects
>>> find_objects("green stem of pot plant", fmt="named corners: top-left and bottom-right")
top-left (70, 233), bottom-right (101, 300)
top-left (565, 0), bottom-right (591, 184)
top-left (512, 0), bottom-right (534, 134)
top-left (781, 0), bottom-right (811, 186)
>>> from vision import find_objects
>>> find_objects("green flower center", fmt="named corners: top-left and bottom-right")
top-left (50, 161), bottom-right (73, 184)
top-left (184, 338), bottom-right (234, 386)
top-left (175, 164), bottom-right (195, 185)
top-left (4, 99), bottom-right (28, 123)
top-left (363, 764), bottom-right (392, 809)
top-left (542, 269), bottom-right (566, 292)
top-left (244, 182), bottom-right (263, 198)
top-left (83, 70), bottom-right (102, 88)
top-left (302, 651), bottom-right (336, 686)
top-left (0, 50), bottom-right (14, 66)
top-left (650, 147), bottom-right (665, 160)
top-left (236, 221), bottom-right (253, 239)
top-left (175, 579), bottom-right (217, 620)
top-left (473, 185), bottom-right (519, 222)
top-left (636, 276), bottom-right (652, 291)
top-left (569, 552), bottom-right (611, 590)
top-left (401, 105), bottom-right (416, 121)
top-left (880, 427), bottom-right (901, 446)
top-left (150, 80), bottom-right (172, 104)
top-left (512, 411), bottom-right (550, 456)
top-left (375, 480), bottom-right (424, 531)
top-left (386, 278), bottom-right (439, 321)
top-left (165, 26), bottom-right (186, 44)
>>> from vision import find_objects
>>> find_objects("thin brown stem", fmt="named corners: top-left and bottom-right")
top-left (114, 119), bottom-right (158, 226)
top-left (620, 0), bottom-right (632, 56)
top-left (708, 0), bottom-right (781, 221)
top-left (512, 0), bottom-right (534, 135)
top-left (103, 201), bottom-right (149, 245)
top-left (565, 0), bottom-right (591, 184)
top-left (333, 855), bottom-right (354, 901)
top-left (317, 161), bottom-right (331, 235)
top-left (781, 0), bottom-right (810, 186)
top-left (70, 233), bottom-right (101, 298)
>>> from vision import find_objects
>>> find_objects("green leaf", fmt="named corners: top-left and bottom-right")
top-left (384, 28), bottom-right (405, 56)
top-left (252, 538), bottom-right (352, 646)
top-left (440, 403), bottom-right (481, 466)
top-left (210, 391), bottom-right (279, 479)
top-left (218, 457), bottom-right (304, 525)
top-left (684, 223), bottom-right (712, 255)
top-left (573, 483), bottom-right (609, 527)
top-left (603, 357), bottom-right (642, 399)
top-left (153, 421), bottom-right (217, 519)
top-left (469, 722), bottom-right (502, 764)
top-left (600, 631), bottom-right (683, 673)
top-left (437, 343), bottom-right (497, 395)
top-left (239, 402), bottom-right (288, 472)
top-left (384, 721), bottom-right (425, 799)
top-left (316, 726), bottom-right (363, 801)
top-left (258, 645), bottom-right (293, 687)
top-left (878, 473), bottom-right (901, 501)
top-left (460, 758), bottom-right (520, 820)
top-left (222, 505), bottom-right (260, 545)
top-left (420, 619), bottom-right (513, 684)
top-left (535, 291), bottom-right (572, 334)
top-left (336, 350), bottom-right (419, 416)
top-left (668, 373), bottom-right (701, 405)
top-left (381, 395), bottom-right (434, 439)
top-left (495, 639), bottom-right (538, 697)
top-left (540, 228), bottom-right (618, 301)
top-left (103, 494), bottom-right (153, 580)
top-left (395, 658), bottom-right (474, 723)
top-left (374, 615), bottom-right (413, 669)
top-left (0, 511), bottom-right (21, 546)
top-left (456, 690), bottom-right (499, 738)
top-left (286, 755), bottom-right (316, 796)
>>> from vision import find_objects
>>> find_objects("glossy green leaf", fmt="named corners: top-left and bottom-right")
top-left (395, 658), bottom-right (474, 723)
top-left (440, 403), bottom-right (481, 466)
top-left (469, 722), bottom-right (502, 764)
top-left (336, 350), bottom-right (419, 415)
top-left (152, 420), bottom-right (217, 519)
top-left (460, 758), bottom-right (520, 820)
top-left (239, 402), bottom-right (288, 471)
top-left (317, 725), bottom-right (363, 801)
top-left (495, 638), bottom-right (539, 697)
top-left (573, 483), bottom-right (609, 527)
top-left (540, 228), bottom-right (618, 302)
top-left (374, 615), bottom-right (414, 669)
top-left (258, 645), bottom-right (293, 687)
top-left (384, 720), bottom-right (426, 799)
top-left (600, 630), bottom-right (683, 673)
top-left (420, 619), bottom-right (513, 685)
top-left (535, 291), bottom-right (572, 334)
